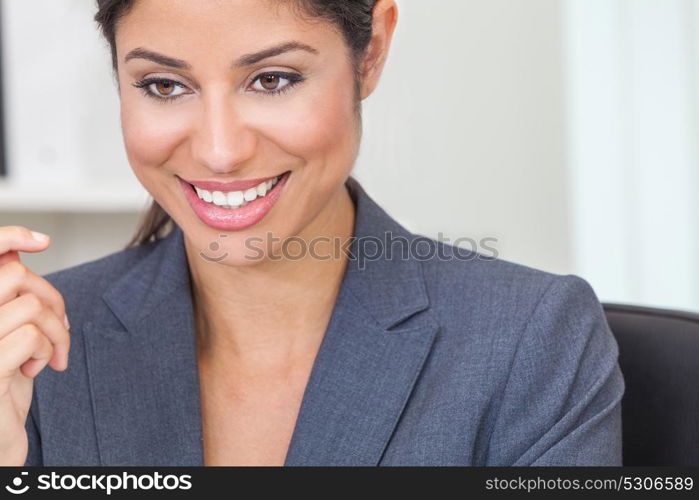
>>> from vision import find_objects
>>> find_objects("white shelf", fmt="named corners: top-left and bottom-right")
top-left (0, 180), bottom-right (151, 212)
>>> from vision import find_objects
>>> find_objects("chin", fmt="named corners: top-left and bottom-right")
top-left (179, 219), bottom-right (288, 268)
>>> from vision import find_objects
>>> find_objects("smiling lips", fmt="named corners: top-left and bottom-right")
top-left (178, 171), bottom-right (290, 231)
top-left (185, 173), bottom-right (282, 193)
top-left (190, 175), bottom-right (282, 209)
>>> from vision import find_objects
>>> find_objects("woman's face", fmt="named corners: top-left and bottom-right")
top-left (116, 0), bottom-right (363, 265)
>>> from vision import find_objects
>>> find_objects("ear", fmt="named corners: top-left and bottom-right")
top-left (359, 0), bottom-right (399, 100)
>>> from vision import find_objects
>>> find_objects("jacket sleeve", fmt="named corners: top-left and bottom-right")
top-left (486, 274), bottom-right (625, 465)
top-left (23, 390), bottom-right (43, 466)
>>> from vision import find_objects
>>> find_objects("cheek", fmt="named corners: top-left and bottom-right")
top-left (120, 95), bottom-right (190, 174)
top-left (257, 83), bottom-right (358, 173)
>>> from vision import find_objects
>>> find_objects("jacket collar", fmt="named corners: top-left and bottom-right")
top-left (86, 175), bottom-right (439, 465)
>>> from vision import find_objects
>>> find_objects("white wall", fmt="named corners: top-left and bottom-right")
top-left (1, 0), bottom-right (135, 186)
top-left (356, 0), bottom-right (572, 275)
top-left (564, 0), bottom-right (699, 312)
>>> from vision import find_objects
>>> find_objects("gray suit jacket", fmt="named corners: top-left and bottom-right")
top-left (25, 176), bottom-right (624, 466)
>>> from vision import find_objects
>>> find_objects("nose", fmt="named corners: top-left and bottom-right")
top-left (190, 89), bottom-right (257, 174)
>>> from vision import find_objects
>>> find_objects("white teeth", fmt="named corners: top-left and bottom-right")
top-left (193, 173), bottom-right (284, 208)
top-left (196, 187), bottom-right (213, 203)
top-left (212, 191), bottom-right (227, 206)
top-left (227, 190), bottom-right (244, 207)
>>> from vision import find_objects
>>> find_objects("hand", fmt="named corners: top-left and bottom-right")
top-left (0, 226), bottom-right (70, 465)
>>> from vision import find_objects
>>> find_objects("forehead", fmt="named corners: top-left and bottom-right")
top-left (116, 0), bottom-right (342, 61)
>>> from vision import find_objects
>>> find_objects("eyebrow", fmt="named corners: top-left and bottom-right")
top-left (123, 41), bottom-right (319, 70)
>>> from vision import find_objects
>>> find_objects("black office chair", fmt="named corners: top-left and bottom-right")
top-left (603, 303), bottom-right (699, 466)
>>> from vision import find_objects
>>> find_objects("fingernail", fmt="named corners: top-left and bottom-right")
top-left (64, 313), bottom-right (70, 330)
top-left (30, 231), bottom-right (49, 242)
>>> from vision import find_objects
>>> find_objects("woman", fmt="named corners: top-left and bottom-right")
top-left (0, 0), bottom-right (624, 466)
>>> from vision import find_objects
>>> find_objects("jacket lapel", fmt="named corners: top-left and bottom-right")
top-left (83, 225), bottom-right (205, 466)
top-left (283, 178), bottom-right (440, 465)
top-left (84, 176), bottom-right (439, 466)
top-left (282, 291), bottom-right (439, 466)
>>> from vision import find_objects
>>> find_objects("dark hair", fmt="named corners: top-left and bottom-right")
top-left (94, 0), bottom-right (379, 248)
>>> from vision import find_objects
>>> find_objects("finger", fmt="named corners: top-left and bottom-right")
top-left (20, 356), bottom-right (50, 379)
top-left (0, 261), bottom-right (66, 321)
top-left (0, 324), bottom-right (54, 380)
top-left (0, 250), bottom-right (20, 267)
top-left (0, 226), bottom-right (50, 254)
top-left (0, 294), bottom-right (70, 370)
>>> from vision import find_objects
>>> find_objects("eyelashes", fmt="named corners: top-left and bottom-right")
top-left (132, 78), bottom-right (188, 101)
top-left (132, 72), bottom-right (306, 104)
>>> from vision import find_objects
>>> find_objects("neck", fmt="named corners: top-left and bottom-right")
top-left (185, 182), bottom-right (356, 374)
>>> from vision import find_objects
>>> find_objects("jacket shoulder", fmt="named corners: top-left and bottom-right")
top-left (416, 235), bottom-right (605, 336)
top-left (411, 235), bottom-right (623, 465)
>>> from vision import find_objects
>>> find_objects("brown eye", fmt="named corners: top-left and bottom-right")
top-left (155, 81), bottom-right (175, 96)
top-left (133, 78), bottom-right (189, 101)
top-left (260, 75), bottom-right (280, 90)
top-left (249, 72), bottom-right (303, 95)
